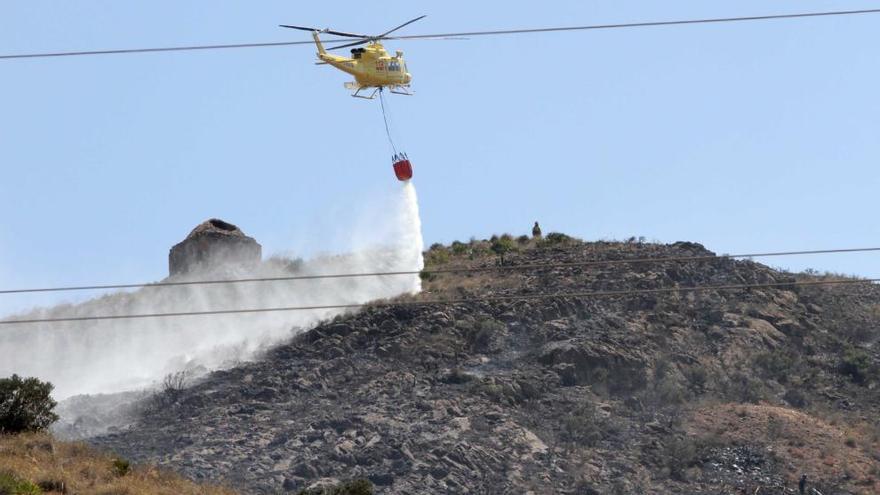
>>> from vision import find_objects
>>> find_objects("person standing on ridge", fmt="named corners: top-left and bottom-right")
top-left (799, 474), bottom-right (807, 494)
top-left (532, 221), bottom-right (542, 239)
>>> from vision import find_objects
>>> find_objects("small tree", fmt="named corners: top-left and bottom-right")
top-left (490, 235), bottom-right (515, 266)
top-left (0, 374), bottom-right (59, 434)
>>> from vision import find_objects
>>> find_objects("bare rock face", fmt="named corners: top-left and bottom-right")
top-left (168, 219), bottom-right (262, 276)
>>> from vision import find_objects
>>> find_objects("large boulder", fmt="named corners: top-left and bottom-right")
top-left (168, 219), bottom-right (262, 276)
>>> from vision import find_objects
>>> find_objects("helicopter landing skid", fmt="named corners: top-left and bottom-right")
top-left (349, 85), bottom-right (380, 99)
top-left (389, 85), bottom-right (413, 96)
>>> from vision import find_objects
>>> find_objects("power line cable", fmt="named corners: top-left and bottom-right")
top-left (0, 246), bottom-right (876, 296)
top-left (2, 8), bottom-right (879, 60)
top-left (1, 247), bottom-right (876, 295)
top-left (0, 40), bottom-right (319, 60)
top-left (391, 8), bottom-right (880, 40)
top-left (1, 277), bottom-right (876, 325)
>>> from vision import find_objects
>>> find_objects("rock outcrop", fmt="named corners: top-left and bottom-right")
top-left (168, 219), bottom-right (261, 276)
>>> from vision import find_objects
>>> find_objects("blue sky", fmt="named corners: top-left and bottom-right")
top-left (1, 1), bottom-right (878, 314)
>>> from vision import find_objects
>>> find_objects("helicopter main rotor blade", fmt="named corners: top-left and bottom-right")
top-left (279, 25), bottom-right (369, 38)
top-left (279, 24), bottom-right (319, 32)
top-left (324, 29), bottom-right (371, 38)
top-left (376, 15), bottom-right (427, 39)
top-left (384, 36), bottom-right (469, 41)
top-left (288, 15), bottom-right (427, 51)
top-left (325, 36), bottom-right (465, 51)
top-left (326, 39), bottom-right (371, 51)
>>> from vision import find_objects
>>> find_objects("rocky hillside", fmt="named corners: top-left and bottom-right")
top-left (94, 236), bottom-right (880, 494)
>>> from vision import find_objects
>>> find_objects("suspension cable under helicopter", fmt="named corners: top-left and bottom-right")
top-left (378, 88), bottom-right (398, 156)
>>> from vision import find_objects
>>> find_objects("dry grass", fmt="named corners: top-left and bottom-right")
top-left (0, 432), bottom-right (236, 495)
top-left (420, 271), bottom-right (516, 297)
top-left (795, 269), bottom-right (865, 282)
top-left (418, 243), bottom-right (528, 298)
top-left (417, 236), bottom-right (641, 299)
top-left (688, 403), bottom-right (880, 494)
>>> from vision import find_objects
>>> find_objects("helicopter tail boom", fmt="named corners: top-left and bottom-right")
top-left (311, 31), bottom-right (327, 55)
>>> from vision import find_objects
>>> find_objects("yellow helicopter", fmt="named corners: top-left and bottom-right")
top-left (280, 16), bottom-right (425, 99)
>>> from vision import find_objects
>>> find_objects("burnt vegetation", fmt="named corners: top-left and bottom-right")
top-left (90, 234), bottom-right (879, 494)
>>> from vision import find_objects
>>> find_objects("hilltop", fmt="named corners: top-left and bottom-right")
top-left (91, 235), bottom-right (880, 494)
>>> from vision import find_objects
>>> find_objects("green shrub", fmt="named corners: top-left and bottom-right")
top-left (473, 381), bottom-right (505, 403)
top-left (516, 235), bottom-right (530, 245)
top-left (723, 371), bottom-right (766, 403)
top-left (451, 241), bottom-right (469, 255)
top-left (0, 472), bottom-right (42, 495)
top-left (490, 236), bottom-right (516, 265)
top-left (783, 388), bottom-right (807, 408)
top-left (35, 480), bottom-right (63, 493)
top-left (651, 377), bottom-right (686, 406)
top-left (112, 458), bottom-right (131, 477)
top-left (839, 348), bottom-right (874, 384)
top-left (465, 238), bottom-right (489, 259)
top-left (683, 365), bottom-right (709, 394)
top-left (653, 357), bottom-right (673, 381)
top-left (424, 247), bottom-right (450, 266)
top-left (0, 375), bottom-right (59, 434)
top-left (562, 402), bottom-right (603, 447)
top-left (662, 436), bottom-right (698, 481)
top-left (544, 232), bottom-right (572, 244)
top-left (753, 352), bottom-right (796, 384)
top-left (590, 367), bottom-right (610, 389)
top-left (468, 318), bottom-right (505, 352)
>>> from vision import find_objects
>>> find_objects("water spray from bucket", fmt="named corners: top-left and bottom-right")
top-left (0, 183), bottom-right (425, 400)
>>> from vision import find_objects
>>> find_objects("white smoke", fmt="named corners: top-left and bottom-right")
top-left (0, 183), bottom-right (424, 400)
